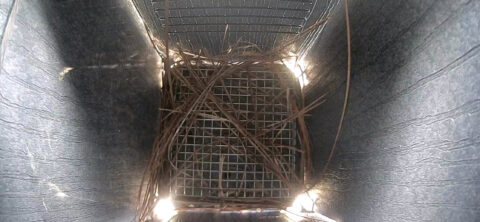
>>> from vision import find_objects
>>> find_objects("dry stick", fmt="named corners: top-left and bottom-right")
top-left (259, 96), bottom-right (325, 136)
top-left (158, 100), bottom-right (188, 126)
top-left (150, 16), bottom-right (326, 66)
top-left (199, 105), bottom-right (299, 190)
top-left (177, 62), bottom-right (294, 187)
top-left (270, 18), bottom-right (329, 56)
top-left (213, 71), bottom-right (250, 122)
top-left (291, 99), bottom-right (313, 182)
top-left (168, 64), bottom-right (253, 158)
top-left (138, 135), bottom-right (171, 219)
top-left (319, 0), bottom-right (352, 181)
top-left (168, 112), bottom-right (199, 169)
top-left (164, 0), bottom-right (174, 106)
top-left (235, 71), bottom-right (289, 117)
top-left (272, 120), bottom-right (288, 144)
top-left (221, 24), bottom-right (229, 53)
top-left (167, 70), bottom-right (227, 148)
top-left (181, 53), bottom-right (204, 85)
top-left (208, 95), bottom-right (294, 188)
top-left (174, 197), bottom-right (287, 207)
top-left (182, 66), bottom-right (267, 153)
top-left (142, 106), bottom-right (205, 214)
top-left (145, 109), bottom-right (187, 199)
top-left (219, 78), bottom-right (234, 109)
top-left (200, 126), bottom-right (243, 154)
top-left (169, 145), bottom-right (215, 188)
top-left (222, 70), bottom-right (321, 185)
top-left (271, 69), bottom-right (312, 185)
top-left (172, 65), bottom-right (289, 197)
top-left (139, 15), bottom-right (330, 216)
top-left (172, 65), bottom-right (298, 190)
top-left (138, 67), bottom-right (221, 221)
top-left (235, 139), bottom-right (249, 198)
top-left (169, 130), bottom-right (220, 180)
top-left (207, 18), bottom-right (329, 63)
top-left (242, 88), bottom-right (288, 128)
top-left (219, 155), bottom-right (225, 198)
top-left (137, 104), bottom-right (176, 218)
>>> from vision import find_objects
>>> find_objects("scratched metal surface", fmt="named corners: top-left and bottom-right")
top-left (306, 0), bottom-right (480, 221)
top-left (0, 0), bottom-right (160, 221)
top-left (0, 0), bottom-right (14, 46)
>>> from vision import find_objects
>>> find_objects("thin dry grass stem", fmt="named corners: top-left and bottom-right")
top-left (303, 0), bottom-right (352, 193)
top-left (137, 14), bottom-right (331, 222)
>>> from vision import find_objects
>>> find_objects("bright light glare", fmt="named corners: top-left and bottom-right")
top-left (128, 0), bottom-right (145, 26)
top-left (283, 55), bottom-right (309, 88)
top-left (153, 197), bottom-right (177, 221)
top-left (288, 191), bottom-right (318, 213)
top-left (283, 191), bottom-right (336, 222)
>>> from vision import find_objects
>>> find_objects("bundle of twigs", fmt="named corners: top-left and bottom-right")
top-left (136, 18), bottom-right (329, 222)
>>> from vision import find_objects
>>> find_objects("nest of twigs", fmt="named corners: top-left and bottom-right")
top-left (136, 18), bottom-right (328, 221)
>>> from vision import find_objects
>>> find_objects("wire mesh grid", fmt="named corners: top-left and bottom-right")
top-left (149, 0), bottom-right (318, 54)
top-left (169, 65), bottom-right (299, 203)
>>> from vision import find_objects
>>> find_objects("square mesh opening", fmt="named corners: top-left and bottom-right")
top-left (169, 65), bottom-right (300, 206)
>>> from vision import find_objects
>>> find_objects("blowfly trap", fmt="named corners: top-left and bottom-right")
top-left (133, 0), bottom-right (344, 221)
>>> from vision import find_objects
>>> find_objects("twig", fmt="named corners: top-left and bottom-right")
top-left (137, 10), bottom-right (332, 219)
top-left (320, 0), bottom-right (352, 180)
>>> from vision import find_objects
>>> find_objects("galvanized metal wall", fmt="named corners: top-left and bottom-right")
top-left (306, 0), bottom-right (480, 221)
top-left (0, 0), bottom-right (478, 221)
top-left (0, 1), bottom-right (160, 221)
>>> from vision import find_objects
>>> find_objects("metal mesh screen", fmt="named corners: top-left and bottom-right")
top-left (149, 0), bottom-right (318, 54)
top-left (169, 65), bottom-right (299, 204)
top-left (134, 0), bottom-right (340, 57)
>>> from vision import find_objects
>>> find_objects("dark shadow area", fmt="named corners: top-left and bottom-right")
top-left (41, 0), bottom-right (160, 156)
